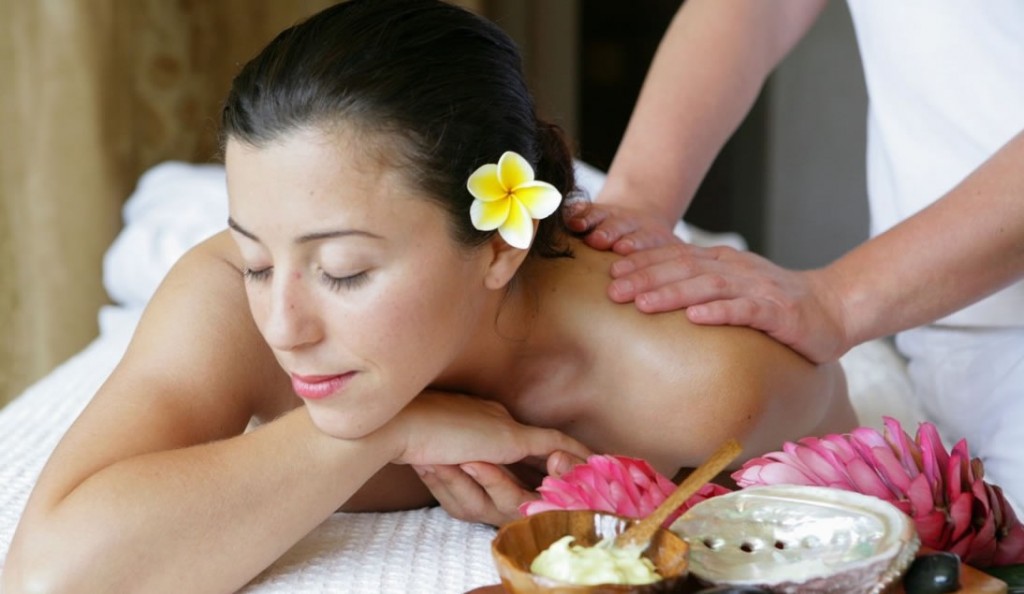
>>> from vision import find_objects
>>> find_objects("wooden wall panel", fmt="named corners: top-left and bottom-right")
top-left (0, 0), bottom-right (492, 407)
top-left (0, 0), bottom-right (335, 406)
top-left (1, 0), bottom-right (126, 406)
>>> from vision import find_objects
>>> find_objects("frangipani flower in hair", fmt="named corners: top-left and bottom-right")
top-left (467, 151), bottom-right (562, 249)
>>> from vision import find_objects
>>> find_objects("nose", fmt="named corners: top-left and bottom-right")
top-left (260, 271), bottom-right (323, 352)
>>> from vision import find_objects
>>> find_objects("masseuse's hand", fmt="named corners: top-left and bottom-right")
top-left (388, 392), bottom-right (592, 525)
top-left (565, 201), bottom-right (678, 254)
top-left (608, 242), bottom-right (850, 364)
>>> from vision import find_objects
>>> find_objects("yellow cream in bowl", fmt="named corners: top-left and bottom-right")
top-left (529, 535), bottom-right (662, 586)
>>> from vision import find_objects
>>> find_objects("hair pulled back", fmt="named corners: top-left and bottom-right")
top-left (221, 0), bottom-right (574, 257)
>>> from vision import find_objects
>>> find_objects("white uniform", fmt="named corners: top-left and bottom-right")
top-left (846, 0), bottom-right (1024, 511)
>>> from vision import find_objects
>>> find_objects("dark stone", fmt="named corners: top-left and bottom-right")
top-left (903, 552), bottom-right (962, 594)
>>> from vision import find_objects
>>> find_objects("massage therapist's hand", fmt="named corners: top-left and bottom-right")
top-left (609, 242), bottom-right (851, 364)
top-left (565, 201), bottom-right (679, 254)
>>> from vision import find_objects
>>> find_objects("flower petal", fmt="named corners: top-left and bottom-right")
top-left (470, 197), bottom-right (510, 231)
top-left (497, 197), bottom-right (533, 249)
top-left (947, 490), bottom-right (976, 543)
top-left (467, 163), bottom-right (506, 202)
top-left (916, 508), bottom-right (954, 548)
top-left (851, 425), bottom-right (888, 450)
top-left (844, 458), bottom-right (895, 500)
top-left (733, 460), bottom-right (817, 487)
top-left (513, 182), bottom-right (562, 219)
top-left (882, 417), bottom-right (924, 479)
top-left (497, 151), bottom-right (533, 190)
top-left (905, 473), bottom-right (937, 516)
top-left (520, 499), bottom-right (571, 516)
top-left (795, 439), bottom-right (858, 487)
top-left (993, 494), bottom-right (1024, 565)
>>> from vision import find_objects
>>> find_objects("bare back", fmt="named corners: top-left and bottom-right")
top-left (498, 239), bottom-right (856, 477)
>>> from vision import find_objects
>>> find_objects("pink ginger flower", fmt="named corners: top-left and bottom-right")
top-left (732, 416), bottom-right (1024, 568)
top-left (520, 454), bottom-right (731, 527)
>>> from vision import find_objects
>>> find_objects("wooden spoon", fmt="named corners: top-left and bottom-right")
top-left (615, 438), bottom-right (743, 550)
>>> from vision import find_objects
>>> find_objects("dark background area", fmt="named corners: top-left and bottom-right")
top-left (576, 0), bottom-right (768, 251)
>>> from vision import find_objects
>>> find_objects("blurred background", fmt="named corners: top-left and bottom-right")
top-left (0, 0), bottom-right (868, 407)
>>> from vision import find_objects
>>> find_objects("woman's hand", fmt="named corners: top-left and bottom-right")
top-left (389, 392), bottom-right (590, 466)
top-left (413, 451), bottom-right (585, 526)
top-left (385, 392), bottom-right (590, 525)
top-left (607, 242), bottom-right (850, 364)
top-left (564, 202), bottom-right (679, 254)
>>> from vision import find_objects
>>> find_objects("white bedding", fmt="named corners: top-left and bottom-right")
top-left (0, 162), bottom-right (924, 592)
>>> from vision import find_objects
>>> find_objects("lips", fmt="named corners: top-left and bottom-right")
top-left (290, 372), bottom-right (354, 400)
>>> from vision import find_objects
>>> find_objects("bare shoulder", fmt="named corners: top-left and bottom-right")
top-left (27, 231), bottom-right (292, 506)
top-left (543, 242), bottom-right (855, 469)
top-left (119, 230), bottom-right (293, 426)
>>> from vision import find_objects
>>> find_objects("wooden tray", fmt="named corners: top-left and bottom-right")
top-left (467, 560), bottom-right (1007, 593)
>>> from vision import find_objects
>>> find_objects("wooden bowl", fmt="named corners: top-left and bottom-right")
top-left (491, 510), bottom-right (689, 593)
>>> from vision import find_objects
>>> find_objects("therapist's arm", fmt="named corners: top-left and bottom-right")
top-left (609, 128), bottom-right (1024, 363)
top-left (815, 127), bottom-right (1024, 354)
top-left (569, 0), bottom-right (827, 250)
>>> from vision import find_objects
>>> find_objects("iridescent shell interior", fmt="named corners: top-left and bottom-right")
top-left (669, 485), bottom-right (920, 594)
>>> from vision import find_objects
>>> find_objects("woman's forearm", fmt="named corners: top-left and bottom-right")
top-left (824, 128), bottom-right (1024, 348)
top-left (5, 408), bottom-right (396, 594)
top-left (601, 0), bottom-right (827, 223)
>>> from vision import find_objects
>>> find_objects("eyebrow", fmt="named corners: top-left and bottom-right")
top-left (227, 217), bottom-right (382, 244)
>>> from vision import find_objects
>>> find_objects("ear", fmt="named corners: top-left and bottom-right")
top-left (482, 221), bottom-right (538, 290)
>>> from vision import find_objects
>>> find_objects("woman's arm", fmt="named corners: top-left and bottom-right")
top-left (406, 324), bottom-right (854, 520)
top-left (571, 0), bottom-right (827, 249)
top-left (3, 235), bottom-right (398, 594)
top-left (4, 233), bottom-right (590, 594)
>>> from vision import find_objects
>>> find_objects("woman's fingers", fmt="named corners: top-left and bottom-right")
top-left (416, 464), bottom-right (489, 522)
top-left (462, 462), bottom-right (535, 522)
top-left (416, 463), bottom-right (532, 526)
top-left (520, 428), bottom-right (593, 464)
top-left (547, 450), bottom-right (587, 477)
top-left (413, 447), bottom-right (593, 526)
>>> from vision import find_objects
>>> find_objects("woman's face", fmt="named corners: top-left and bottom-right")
top-left (226, 127), bottom-right (493, 438)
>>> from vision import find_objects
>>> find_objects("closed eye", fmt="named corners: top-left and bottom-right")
top-left (322, 271), bottom-right (369, 291)
top-left (243, 267), bottom-right (272, 282)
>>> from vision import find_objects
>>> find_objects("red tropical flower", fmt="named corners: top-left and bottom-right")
top-left (519, 454), bottom-right (730, 527)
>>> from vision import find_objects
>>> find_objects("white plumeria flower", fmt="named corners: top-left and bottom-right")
top-left (467, 151), bottom-right (562, 249)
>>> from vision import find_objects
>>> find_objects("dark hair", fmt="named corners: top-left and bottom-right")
top-left (221, 0), bottom-right (574, 258)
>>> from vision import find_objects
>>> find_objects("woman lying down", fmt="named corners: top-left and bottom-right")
top-left (3, 1), bottom-right (856, 592)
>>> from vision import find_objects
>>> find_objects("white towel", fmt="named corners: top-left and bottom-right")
top-left (103, 162), bottom-right (229, 309)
